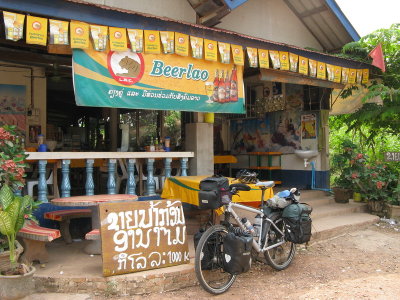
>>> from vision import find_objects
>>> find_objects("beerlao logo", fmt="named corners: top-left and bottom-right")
top-left (234, 48), bottom-right (240, 54)
top-left (32, 21), bottom-right (41, 30)
top-left (114, 31), bottom-right (122, 39)
top-left (148, 34), bottom-right (155, 42)
top-left (75, 27), bottom-right (84, 36)
top-left (178, 37), bottom-right (185, 44)
top-left (282, 54), bottom-right (286, 60)
top-left (207, 43), bottom-right (214, 50)
top-left (261, 52), bottom-right (266, 57)
top-left (107, 51), bottom-right (144, 86)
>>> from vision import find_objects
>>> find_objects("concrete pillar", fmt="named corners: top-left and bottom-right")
top-left (185, 122), bottom-right (213, 175)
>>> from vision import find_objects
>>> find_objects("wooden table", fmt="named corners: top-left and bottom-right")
top-left (51, 194), bottom-right (138, 254)
top-left (161, 175), bottom-right (273, 208)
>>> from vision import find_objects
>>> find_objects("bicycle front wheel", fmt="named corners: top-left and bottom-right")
top-left (194, 225), bottom-right (236, 294)
top-left (264, 214), bottom-right (296, 270)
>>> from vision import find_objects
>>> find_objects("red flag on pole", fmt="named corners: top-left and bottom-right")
top-left (368, 44), bottom-right (385, 72)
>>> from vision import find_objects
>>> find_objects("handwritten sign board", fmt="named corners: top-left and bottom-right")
top-left (384, 152), bottom-right (400, 162)
top-left (99, 199), bottom-right (189, 277)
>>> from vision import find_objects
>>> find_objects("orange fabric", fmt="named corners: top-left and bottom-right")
top-left (44, 209), bottom-right (91, 221)
top-left (19, 220), bottom-right (61, 241)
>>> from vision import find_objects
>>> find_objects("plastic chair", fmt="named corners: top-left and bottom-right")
top-left (135, 162), bottom-right (160, 195)
top-left (26, 169), bottom-right (54, 197)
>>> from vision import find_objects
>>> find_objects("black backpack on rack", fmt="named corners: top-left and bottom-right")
top-left (282, 203), bottom-right (313, 244)
top-left (198, 175), bottom-right (230, 209)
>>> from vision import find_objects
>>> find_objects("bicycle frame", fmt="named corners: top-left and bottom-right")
top-left (225, 201), bottom-right (287, 253)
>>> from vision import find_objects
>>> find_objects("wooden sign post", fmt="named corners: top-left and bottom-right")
top-left (99, 199), bottom-right (190, 277)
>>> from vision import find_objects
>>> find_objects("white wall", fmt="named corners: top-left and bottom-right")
top-left (84, 0), bottom-right (197, 23)
top-left (218, 0), bottom-right (322, 49)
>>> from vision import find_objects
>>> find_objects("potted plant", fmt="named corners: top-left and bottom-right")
top-left (0, 125), bottom-right (37, 299)
top-left (330, 140), bottom-right (356, 203)
top-left (346, 152), bottom-right (399, 217)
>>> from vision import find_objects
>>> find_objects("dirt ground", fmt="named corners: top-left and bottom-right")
top-left (30, 220), bottom-right (400, 300)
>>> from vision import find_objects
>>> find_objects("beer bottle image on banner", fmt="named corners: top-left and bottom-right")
top-left (230, 66), bottom-right (238, 102)
top-left (225, 70), bottom-right (231, 102)
top-left (218, 70), bottom-right (226, 102)
top-left (213, 69), bottom-right (219, 102)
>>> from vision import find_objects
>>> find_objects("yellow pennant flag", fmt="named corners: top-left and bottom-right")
top-left (298, 56), bottom-right (308, 75)
top-left (247, 47), bottom-right (258, 68)
top-left (269, 50), bottom-right (280, 69)
top-left (144, 30), bottom-right (161, 54)
top-left (3, 11), bottom-right (25, 41)
top-left (356, 69), bottom-right (363, 84)
top-left (279, 51), bottom-right (289, 70)
top-left (231, 44), bottom-right (244, 66)
top-left (90, 25), bottom-right (108, 51)
top-left (190, 36), bottom-right (203, 59)
top-left (326, 64), bottom-right (335, 81)
top-left (362, 69), bottom-right (369, 84)
top-left (258, 49), bottom-right (269, 69)
top-left (317, 61), bottom-right (326, 79)
top-left (109, 27), bottom-right (127, 51)
top-left (70, 21), bottom-right (89, 49)
top-left (334, 66), bottom-right (342, 83)
top-left (49, 19), bottom-right (69, 45)
top-left (289, 53), bottom-right (298, 72)
top-left (127, 29), bottom-right (143, 53)
top-left (341, 68), bottom-right (349, 84)
top-left (175, 32), bottom-right (189, 56)
top-left (204, 39), bottom-right (218, 61)
top-left (309, 59), bottom-right (317, 77)
top-left (348, 69), bottom-right (356, 84)
top-left (26, 15), bottom-right (48, 46)
top-left (218, 42), bottom-right (231, 64)
top-left (160, 31), bottom-right (174, 54)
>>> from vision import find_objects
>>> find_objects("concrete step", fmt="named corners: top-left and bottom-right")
top-left (311, 201), bottom-right (368, 219)
top-left (311, 212), bottom-right (380, 242)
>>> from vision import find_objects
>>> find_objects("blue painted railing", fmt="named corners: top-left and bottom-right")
top-left (25, 152), bottom-right (194, 202)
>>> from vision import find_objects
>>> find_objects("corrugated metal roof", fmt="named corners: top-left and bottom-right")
top-left (284, 0), bottom-right (360, 51)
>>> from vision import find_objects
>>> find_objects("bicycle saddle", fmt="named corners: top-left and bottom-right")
top-left (255, 181), bottom-right (275, 188)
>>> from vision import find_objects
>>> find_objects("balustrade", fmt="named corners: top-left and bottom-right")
top-left (25, 152), bottom-right (194, 202)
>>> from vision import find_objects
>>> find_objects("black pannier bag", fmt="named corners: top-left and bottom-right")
top-left (198, 176), bottom-right (229, 209)
top-left (194, 229), bottom-right (215, 270)
top-left (282, 203), bottom-right (313, 244)
top-left (222, 231), bottom-right (253, 275)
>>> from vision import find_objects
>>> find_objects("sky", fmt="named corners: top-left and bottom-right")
top-left (335, 0), bottom-right (400, 37)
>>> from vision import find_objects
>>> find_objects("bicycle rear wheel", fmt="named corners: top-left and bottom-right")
top-left (264, 214), bottom-right (296, 270)
top-left (194, 225), bottom-right (236, 294)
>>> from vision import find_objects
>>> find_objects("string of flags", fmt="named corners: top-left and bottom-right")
top-left (2, 10), bottom-right (372, 85)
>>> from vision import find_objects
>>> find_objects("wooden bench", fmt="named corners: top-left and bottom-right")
top-left (17, 220), bottom-right (61, 264)
top-left (44, 209), bottom-right (92, 244)
top-left (85, 229), bottom-right (100, 240)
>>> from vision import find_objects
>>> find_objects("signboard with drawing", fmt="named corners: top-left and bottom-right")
top-left (99, 199), bottom-right (189, 277)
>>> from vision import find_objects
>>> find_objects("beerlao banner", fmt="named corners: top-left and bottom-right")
top-left (109, 27), bottom-right (127, 52)
top-left (26, 16), bottom-right (48, 46)
top-left (72, 48), bottom-right (245, 113)
top-left (70, 21), bottom-right (90, 49)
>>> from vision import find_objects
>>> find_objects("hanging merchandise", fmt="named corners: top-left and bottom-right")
top-left (160, 31), bottom-right (175, 54)
top-left (175, 32), bottom-right (189, 56)
top-left (289, 53), bottom-right (298, 72)
top-left (70, 21), bottom-right (90, 49)
top-left (190, 36), bottom-right (203, 59)
top-left (127, 29), bottom-right (143, 53)
top-left (3, 11), bottom-right (25, 41)
top-left (231, 44), bottom-right (244, 66)
top-left (49, 19), bottom-right (69, 45)
top-left (90, 24), bottom-right (108, 51)
top-left (362, 69), bottom-right (369, 84)
top-left (317, 61), bottom-right (326, 80)
top-left (333, 66), bottom-right (342, 83)
top-left (204, 39), bottom-right (218, 62)
top-left (298, 56), bottom-right (308, 75)
top-left (144, 30), bottom-right (161, 54)
top-left (218, 42), bottom-right (231, 64)
top-left (279, 51), bottom-right (289, 70)
top-left (348, 68), bottom-right (356, 84)
top-left (341, 68), bottom-right (349, 84)
top-left (246, 47), bottom-right (258, 68)
top-left (356, 69), bottom-right (363, 84)
top-left (326, 64), bottom-right (334, 81)
top-left (269, 50), bottom-right (280, 69)
top-left (109, 27), bottom-right (127, 52)
top-left (258, 49), bottom-right (269, 69)
top-left (309, 59), bottom-right (317, 77)
top-left (26, 16), bottom-right (48, 46)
